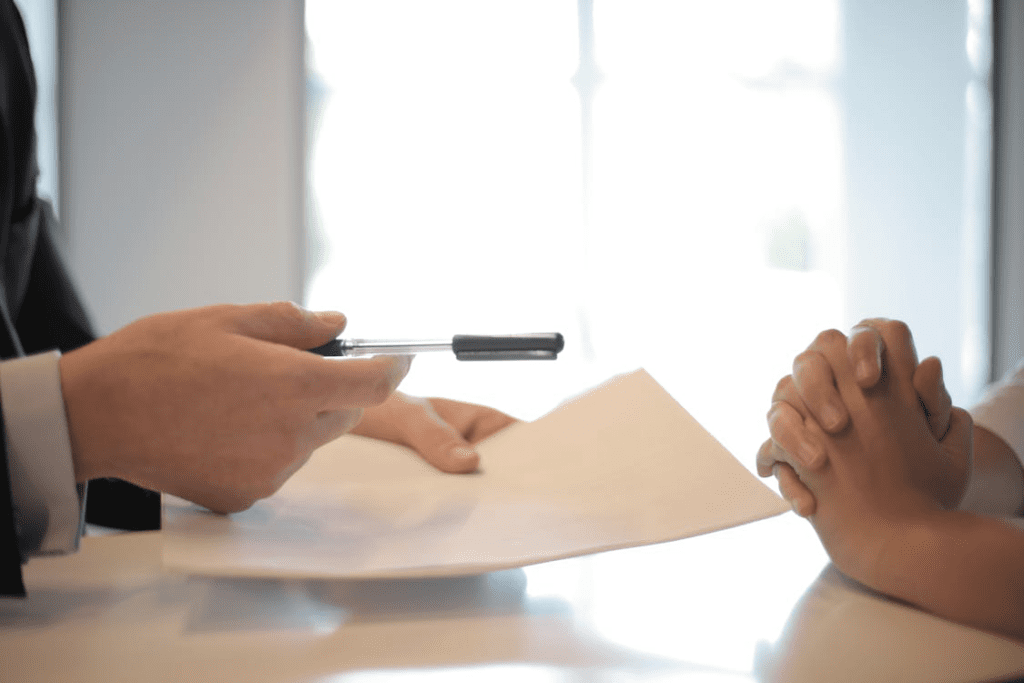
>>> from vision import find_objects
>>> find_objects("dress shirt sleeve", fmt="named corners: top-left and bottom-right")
top-left (1, 350), bottom-right (84, 556)
top-left (964, 360), bottom-right (1024, 516)
top-left (970, 360), bottom-right (1024, 472)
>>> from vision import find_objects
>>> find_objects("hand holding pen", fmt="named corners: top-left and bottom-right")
top-left (306, 329), bottom-right (563, 472)
top-left (309, 331), bottom-right (564, 471)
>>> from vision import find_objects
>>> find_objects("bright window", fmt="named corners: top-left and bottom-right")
top-left (305, 0), bottom-right (987, 456)
top-left (305, 2), bottom-right (988, 669)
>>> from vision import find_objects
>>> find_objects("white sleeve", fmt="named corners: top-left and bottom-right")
top-left (970, 360), bottom-right (1024, 471)
top-left (1, 350), bottom-right (84, 556)
top-left (962, 360), bottom-right (1024, 515)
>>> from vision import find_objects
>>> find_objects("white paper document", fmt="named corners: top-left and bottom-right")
top-left (162, 369), bottom-right (790, 578)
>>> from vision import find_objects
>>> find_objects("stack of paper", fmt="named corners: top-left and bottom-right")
top-left (162, 369), bottom-right (789, 578)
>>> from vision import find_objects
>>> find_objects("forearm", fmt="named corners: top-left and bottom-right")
top-left (960, 425), bottom-right (1024, 516)
top-left (874, 510), bottom-right (1024, 641)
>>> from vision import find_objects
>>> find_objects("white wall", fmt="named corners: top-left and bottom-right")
top-left (60, 0), bottom-right (305, 334)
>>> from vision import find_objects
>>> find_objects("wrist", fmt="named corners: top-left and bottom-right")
top-left (822, 505), bottom-right (947, 594)
top-left (869, 509), bottom-right (972, 606)
top-left (59, 346), bottom-right (115, 482)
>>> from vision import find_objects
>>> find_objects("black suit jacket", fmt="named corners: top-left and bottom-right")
top-left (1, 0), bottom-right (158, 597)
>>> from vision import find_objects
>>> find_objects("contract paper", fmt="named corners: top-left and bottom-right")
top-left (162, 369), bottom-right (790, 578)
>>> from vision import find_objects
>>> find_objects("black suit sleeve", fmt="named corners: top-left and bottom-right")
top-left (0, 416), bottom-right (24, 595)
top-left (15, 203), bottom-right (160, 533)
top-left (0, 0), bottom-right (31, 598)
top-left (0, 198), bottom-right (160, 596)
top-left (0, 0), bottom-right (158, 596)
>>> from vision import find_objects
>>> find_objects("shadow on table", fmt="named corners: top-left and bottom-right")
top-left (0, 586), bottom-right (123, 628)
top-left (179, 568), bottom-right (537, 634)
top-left (178, 566), bottom-right (712, 681)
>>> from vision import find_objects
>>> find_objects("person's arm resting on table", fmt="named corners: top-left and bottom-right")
top-left (760, 321), bottom-right (1024, 641)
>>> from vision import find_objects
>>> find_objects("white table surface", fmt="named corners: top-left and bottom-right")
top-left (3, 514), bottom-right (1024, 683)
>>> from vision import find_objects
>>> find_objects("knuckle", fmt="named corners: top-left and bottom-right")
top-left (766, 399), bottom-right (787, 425)
top-left (202, 303), bottom-right (241, 324)
top-left (290, 363), bottom-right (323, 396)
top-left (767, 403), bottom-right (798, 441)
top-left (333, 408), bottom-right (364, 436)
top-left (951, 406), bottom-right (973, 428)
top-left (849, 325), bottom-right (880, 353)
top-left (270, 300), bottom-right (307, 324)
top-left (364, 374), bottom-right (395, 405)
top-left (755, 439), bottom-right (776, 475)
top-left (399, 392), bottom-right (430, 410)
top-left (773, 375), bottom-right (794, 399)
top-left (792, 352), bottom-right (830, 392)
top-left (853, 316), bottom-right (887, 331)
top-left (793, 349), bottom-right (821, 372)
top-left (365, 363), bottom-right (405, 405)
top-left (813, 328), bottom-right (847, 349)
top-left (886, 319), bottom-right (912, 343)
top-left (344, 408), bottom-right (365, 431)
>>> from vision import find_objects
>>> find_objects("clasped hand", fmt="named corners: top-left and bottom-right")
top-left (758, 319), bottom-right (971, 517)
top-left (756, 320), bottom-right (973, 582)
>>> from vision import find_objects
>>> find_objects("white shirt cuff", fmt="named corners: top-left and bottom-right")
top-left (970, 360), bottom-right (1024, 472)
top-left (1, 350), bottom-right (84, 556)
top-left (962, 360), bottom-right (1024, 515)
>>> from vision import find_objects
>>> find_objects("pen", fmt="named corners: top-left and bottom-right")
top-left (308, 333), bottom-right (565, 361)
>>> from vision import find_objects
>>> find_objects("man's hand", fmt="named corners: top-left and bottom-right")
top-left (60, 302), bottom-right (410, 513)
top-left (352, 394), bottom-right (518, 473)
top-left (757, 319), bottom-right (962, 515)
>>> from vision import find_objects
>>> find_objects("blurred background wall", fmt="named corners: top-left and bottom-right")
top-left (53, 0), bottom-right (304, 335)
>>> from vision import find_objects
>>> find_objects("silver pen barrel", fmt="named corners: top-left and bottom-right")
top-left (340, 339), bottom-right (452, 356)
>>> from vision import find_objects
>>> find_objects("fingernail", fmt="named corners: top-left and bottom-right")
top-left (316, 310), bottom-right (346, 326)
top-left (393, 354), bottom-right (413, 377)
top-left (449, 446), bottom-right (479, 471)
top-left (856, 359), bottom-right (872, 383)
top-left (450, 446), bottom-right (477, 461)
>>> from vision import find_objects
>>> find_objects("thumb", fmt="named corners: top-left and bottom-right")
top-left (914, 356), bottom-right (952, 441)
top-left (940, 406), bottom-right (973, 509)
top-left (228, 302), bottom-right (347, 350)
